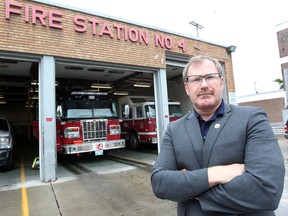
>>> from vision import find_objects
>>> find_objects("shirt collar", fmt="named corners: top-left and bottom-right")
top-left (194, 100), bottom-right (224, 121)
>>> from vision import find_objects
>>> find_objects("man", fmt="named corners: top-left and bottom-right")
top-left (151, 55), bottom-right (285, 216)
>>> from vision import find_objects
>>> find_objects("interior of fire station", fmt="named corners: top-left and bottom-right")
top-left (0, 52), bottom-right (194, 179)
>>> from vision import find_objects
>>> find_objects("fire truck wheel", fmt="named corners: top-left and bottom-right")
top-left (129, 132), bottom-right (140, 150)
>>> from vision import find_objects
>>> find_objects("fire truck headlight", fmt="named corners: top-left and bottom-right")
top-left (109, 124), bottom-right (121, 135)
top-left (64, 127), bottom-right (80, 139)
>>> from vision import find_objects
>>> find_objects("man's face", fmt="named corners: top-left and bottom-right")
top-left (184, 59), bottom-right (224, 112)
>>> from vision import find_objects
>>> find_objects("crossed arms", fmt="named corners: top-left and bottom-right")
top-left (151, 108), bottom-right (285, 214)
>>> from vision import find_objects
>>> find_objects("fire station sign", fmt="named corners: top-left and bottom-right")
top-left (5, 0), bottom-right (186, 52)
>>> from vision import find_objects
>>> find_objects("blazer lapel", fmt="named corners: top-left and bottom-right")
top-left (202, 104), bottom-right (232, 167)
top-left (185, 112), bottom-right (204, 167)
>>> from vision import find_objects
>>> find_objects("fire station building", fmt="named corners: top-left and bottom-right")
top-left (0, 0), bottom-right (236, 182)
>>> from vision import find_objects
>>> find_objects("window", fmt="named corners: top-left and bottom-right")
top-left (120, 104), bottom-right (132, 119)
top-left (145, 105), bottom-right (156, 118)
top-left (136, 106), bottom-right (143, 118)
top-left (169, 105), bottom-right (183, 117)
top-left (0, 119), bottom-right (9, 131)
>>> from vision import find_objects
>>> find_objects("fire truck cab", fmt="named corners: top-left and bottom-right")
top-left (118, 96), bottom-right (182, 150)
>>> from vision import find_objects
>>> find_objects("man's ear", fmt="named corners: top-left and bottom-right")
top-left (184, 83), bottom-right (190, 96)
top-left (221, 77), bottom-right (224, 90)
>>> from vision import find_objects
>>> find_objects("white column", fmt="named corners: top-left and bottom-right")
top-left (284, 68), bottom-right (288, 107)
top-left (154, 68), bottom-right (169, 154)
top-left (39, 56), bottom-right (57, 182)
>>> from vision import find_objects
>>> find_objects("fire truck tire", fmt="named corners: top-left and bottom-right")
top-left (129, 132), bottom-right (140, 150)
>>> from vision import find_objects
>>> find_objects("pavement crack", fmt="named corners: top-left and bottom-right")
top-left (50, 183), bottom-right (63, 216)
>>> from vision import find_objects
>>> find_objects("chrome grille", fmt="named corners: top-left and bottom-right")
top-left (81, 119), bottom-right (107, 141)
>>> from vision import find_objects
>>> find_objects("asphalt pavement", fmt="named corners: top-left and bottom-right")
top-left (0, 134), bottom-right (287, 216)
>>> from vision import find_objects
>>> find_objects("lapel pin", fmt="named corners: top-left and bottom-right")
top-left (214, 123), bottom-right (220, 129)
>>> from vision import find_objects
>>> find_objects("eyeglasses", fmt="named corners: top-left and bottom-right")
top-left (186, 73), bottom-right (221, 84)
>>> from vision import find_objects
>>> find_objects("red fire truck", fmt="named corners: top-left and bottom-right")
top-left (118, 96), bottom-right (183, 150)
top-left (33, 92), bottom-right (125, 156)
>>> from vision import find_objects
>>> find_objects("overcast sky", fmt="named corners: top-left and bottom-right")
top-left (49, 0), bottom-right (288, 97)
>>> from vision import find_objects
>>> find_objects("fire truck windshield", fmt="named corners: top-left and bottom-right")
top-left (145, 104), bottom-right (183, 118)
top-left (62, 99), bottom-right (118, 119)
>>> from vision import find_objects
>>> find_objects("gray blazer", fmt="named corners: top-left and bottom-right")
top-left (151, 103), bottom-right (285, 216)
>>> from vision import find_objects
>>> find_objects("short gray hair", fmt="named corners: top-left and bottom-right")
top-left (182, 55), bottom-right (222, 82)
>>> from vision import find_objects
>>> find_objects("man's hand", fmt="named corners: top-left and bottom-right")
top-left (208, 164), bottom-right (245, 187)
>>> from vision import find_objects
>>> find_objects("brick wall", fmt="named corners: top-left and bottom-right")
top-left (277, 28), bottom-right (288, 58)
top-left (0, 0), bottom-right (236, 93)
top-left (238, 97), bottom-right (285, 123)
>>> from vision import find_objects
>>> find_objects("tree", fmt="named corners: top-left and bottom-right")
top-left (273, 78), bottom-right (284, 90)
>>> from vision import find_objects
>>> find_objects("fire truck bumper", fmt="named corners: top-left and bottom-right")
top-left (61, 139), bottom-right (126, 154)
top-left (103, 139), bottom-right (126, 150)
top-left (148, 137), bottom-right (158, 144)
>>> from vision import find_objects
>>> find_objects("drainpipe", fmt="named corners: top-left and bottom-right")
top-left (284, 68), bottom-right (288, 108)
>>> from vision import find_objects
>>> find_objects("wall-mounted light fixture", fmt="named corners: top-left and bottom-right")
top-left (91, 83), bottom-right (112, 89)
top-left (29, 87), bottom-right (39, 93)
top-left (108, 70), bottom-right (124, 74)
top-left (113, 91), bottom-right (129, 96)
top-left (0, 95), bottom-right (7, 104)
top-left (31, 95), bottom-right (39, 100)
top-left (85, 89), bottom-right (100, 92)
top-left (133, 82), bottom-right (151, 88)
top-left (227, 45), bottom-right (237, 53)
top-left (71, 91), bottom-right (108, 96)
top-left (31, 80), bottom-right (38, 86)
top-left (65, 66), bottom-right (83, 70)
top-left (88, 68), bottom-right (105, 72)
top-left (25, 101), bottom-right (33, 108)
